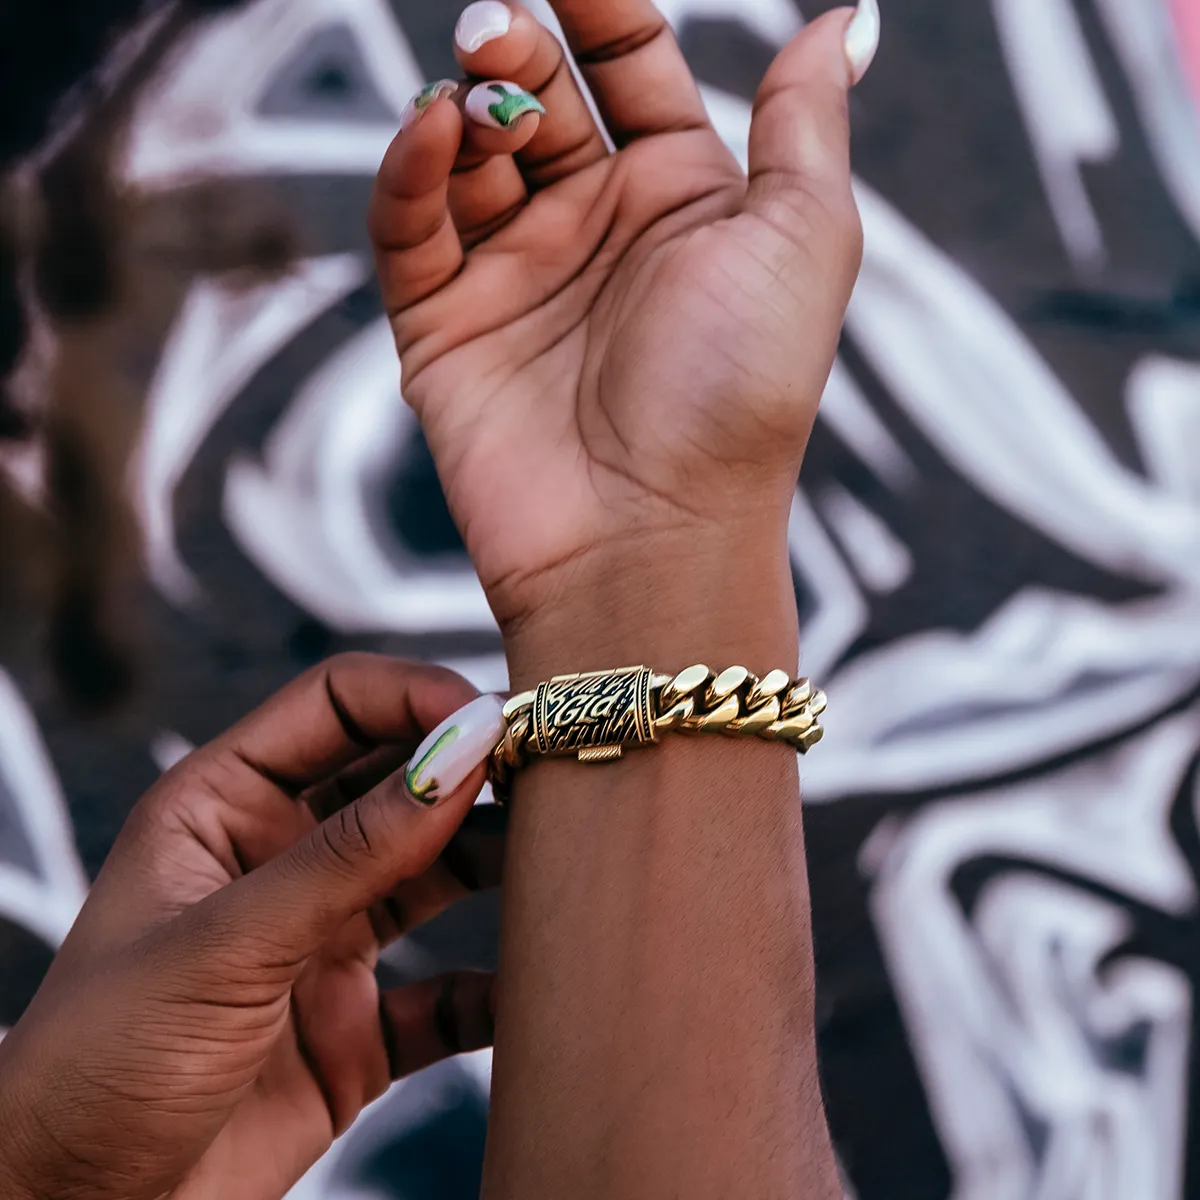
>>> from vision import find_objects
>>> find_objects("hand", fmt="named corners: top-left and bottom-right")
top-left (371, 0), bottom-right (877, 638)
top-left (0, 656), bottom-right (509, 1200)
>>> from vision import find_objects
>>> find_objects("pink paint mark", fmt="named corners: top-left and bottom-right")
top-left (1171, 0), bottom-right (1200, 108)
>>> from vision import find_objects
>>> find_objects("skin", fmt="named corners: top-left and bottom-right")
top-left (371, 1), bottom-right (861, 637)
top-left (0, 656), bottom-right (507, 1200)
top-left (0, 0), bottom-right (862, 1196)
top-left (368, 2), bottom-right (861, 1196)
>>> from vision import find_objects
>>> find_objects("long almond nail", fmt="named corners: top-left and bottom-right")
top-left (404, 695), bottom-right (506, 808)
top-left (400, 79), bottom-right (459, 131)
top-left (456, 1), bottom-right (513, 53)
top-left (465, 81), bottom-right (545, 130)
top-left (845, 0), bottom-right (881, 85)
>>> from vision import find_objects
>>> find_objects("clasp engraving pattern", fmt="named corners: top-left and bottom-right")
top-left (532, 667), bottom-right (656, 757)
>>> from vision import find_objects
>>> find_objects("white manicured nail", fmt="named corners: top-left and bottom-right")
top-left (465, 80), bottom-right (545, 130)
top-left (456, 1), bottom-right (513, 53)
top-left (845, 0), bottom-right (880, 85)
top-left (400, 79), bottom-right (459, 131)
top-left (404, 695), bottom-right (506, 808)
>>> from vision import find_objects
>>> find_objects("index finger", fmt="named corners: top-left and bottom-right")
top-left (209, 653), bottom-right (480, 797)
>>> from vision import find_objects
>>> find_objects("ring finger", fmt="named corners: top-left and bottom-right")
top-left (454, 1), bottom-right (610, 189)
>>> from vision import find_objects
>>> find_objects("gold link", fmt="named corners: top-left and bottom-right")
top-left (767, 712), bottom-right (816, 742)
top-left (746, 669), bottom-right (790, 708)
top-left (503, 692), bottom-right (536, 720)
top-left (725, 697), bottom-right (781, 737)
top-left (690, 692), bottom-right (742, 732)
top-left (654, 697), bottom-right (696, 732)
top-left (799, 726), bottom-right (824, 751)
top-left (783, 680), bottom-right (813, 714)
top-left (660, 664), bottom-right (712, 709)
top-left (705, 665), bottom-right (750, 706)
top-left (502, 712), bottom-right (531, 768)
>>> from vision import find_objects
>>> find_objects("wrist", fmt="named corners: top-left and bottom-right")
top-left (502, 519), bottom-right (798, 689)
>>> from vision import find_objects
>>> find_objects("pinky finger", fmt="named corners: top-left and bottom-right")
top-left (381, 970), bottom-right (497, 1081)
top-left (369, 84), bottom-right (465, 320)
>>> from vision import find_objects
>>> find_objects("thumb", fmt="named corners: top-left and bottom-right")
top-left (201, 694), bottom-right (507, 967)
top-left (742, 1), bottom-right (879, 265)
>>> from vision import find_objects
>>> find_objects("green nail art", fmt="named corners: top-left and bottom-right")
top-left (402, 80), bottom-right (460, 130)
top-left (486, 83), bottom-right (545, 128)
top-left (414, 80), bottom-right (458, 112)
top-left (405, 726), bottom-right (460, 803)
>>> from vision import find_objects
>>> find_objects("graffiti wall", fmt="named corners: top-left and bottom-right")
top-left (2, 0), bottom-right (1199, 1196)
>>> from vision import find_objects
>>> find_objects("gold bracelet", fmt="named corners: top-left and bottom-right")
top-left (488, 665), bottom-right (826, 803)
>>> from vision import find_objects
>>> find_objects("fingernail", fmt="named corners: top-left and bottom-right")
top-left (465, 81), bottom-right (545, 130)
top-left (404, 695), bottom-right (506, 808)
top-left (845, 0), bottom-right (880, 85)
top-left (400, 79), bottom-right (459, 131)
top-left (455, 1), bottom-right (513, 54)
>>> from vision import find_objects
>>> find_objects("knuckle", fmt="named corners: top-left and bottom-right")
top-left (319, 650), bottom-right (380, 679)
top-left (122, 772), bottom-right (206, 849)
top-left (831, 188), bottom-right (864, 274)
top-left (342, 801), bottom-right (376, 858)
top-left (316, 808), bottom-right (368, 870)
top-left (316, 793), bottom-right (396, 872)
top-left (771, 176), bottom-right (860, 277)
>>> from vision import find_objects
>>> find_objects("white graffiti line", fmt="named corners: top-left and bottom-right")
top-left (224, 316), bottom-right (494, 635)
top-left (131, 254), bottom-right (368, 606)
top-left (1095, 0), bottom-right (1200, 248)
top-left (284, 1088), bottom-right (400, 1200)
top-left (820, 357), bottom-right (919, 492)
top-left (458, 1047), bottom-right (494, 1095)
top-left (807, 588), bottom-right (1200, 800)
top-left (700, 83), bottom-right (751, 171)
top-left (980, 884), bottom-right (1186, 1200)
top-left (285, 1052), bottom-right (493, 1200)
top-left (122, 0), bottom-right (423, 187)
top-left (437, 654), bottom-right (510, 696)
top-left (1127, 356), bottom-right (1200, 505)
top-left (0, 867), bottom-right (79, 951)
top-left (659, 0), bottom-right (801, 45)
top-left (0, 671), bottom-right (88, 949)
top-left (990, 0), bottom-right (1119, 268)
top-left (149, 732), bottom-right (196, 775)
top-left (817, 483), bottom-right (914, 596)
top-left (789, 491), bottom-right (870, 684)
top-left (868, 708), bottom-right (1200, 1200)
top-left (848, 182), bottom-right (1200, 591)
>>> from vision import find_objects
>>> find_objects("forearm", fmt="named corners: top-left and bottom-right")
top-left (483, 529), bottom-right (840, 1199)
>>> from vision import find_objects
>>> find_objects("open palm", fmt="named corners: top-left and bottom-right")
top-left (371, 0), bottom-right (874, 631)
